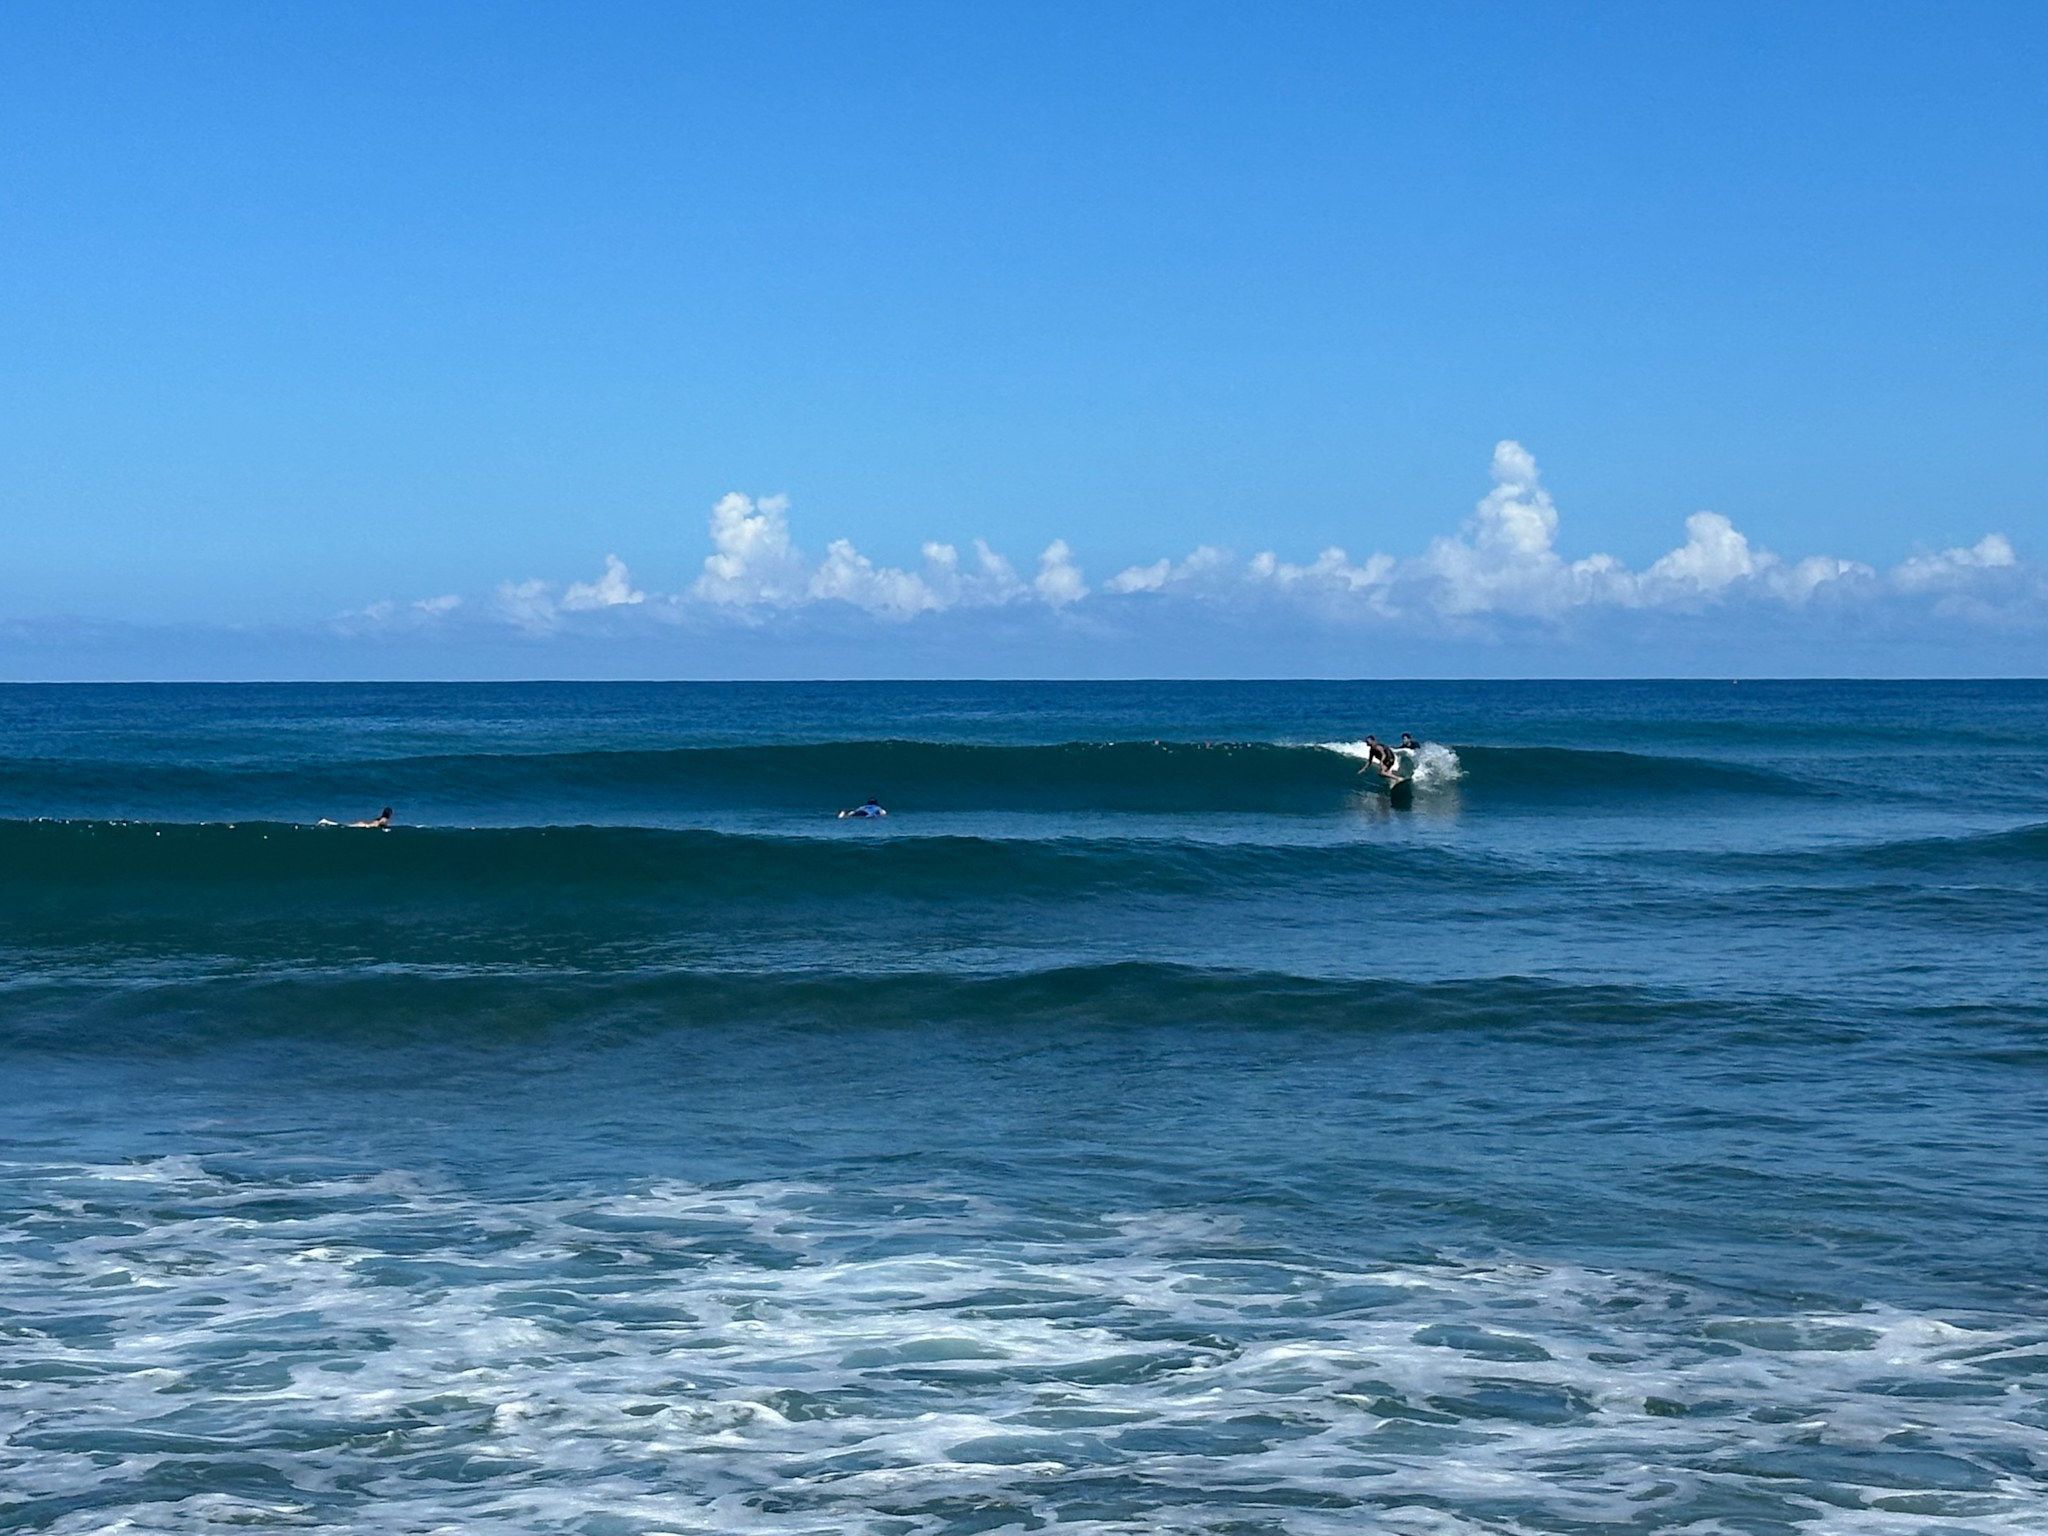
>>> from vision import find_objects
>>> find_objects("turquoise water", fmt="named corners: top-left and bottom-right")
top-left (2, 680), bottom-right (2045, 1533)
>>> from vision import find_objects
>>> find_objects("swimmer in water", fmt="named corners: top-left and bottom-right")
top-left (838, 798), bottom-right (887, 819)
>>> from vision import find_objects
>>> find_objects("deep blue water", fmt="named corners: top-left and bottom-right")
top-left (2, 680), bottom-right (2044, 1533)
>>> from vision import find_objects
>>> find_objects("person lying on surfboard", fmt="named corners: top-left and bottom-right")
top-left (838, 798), bottom-right (887, 819)
top-left (321, 807), bottom-right (393, 828)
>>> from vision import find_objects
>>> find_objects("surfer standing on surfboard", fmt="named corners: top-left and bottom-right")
top-left (1360, 736), bottom-right (1407, 785)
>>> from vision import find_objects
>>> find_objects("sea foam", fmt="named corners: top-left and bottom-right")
top-left (2, 1156), bottom-right (2040, 1534)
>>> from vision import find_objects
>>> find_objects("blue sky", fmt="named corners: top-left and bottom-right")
top-left (2, 1), bottom-right (2042, 677)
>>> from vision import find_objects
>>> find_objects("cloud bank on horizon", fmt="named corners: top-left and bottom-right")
top-left (350, 442), bottom-right (2036, 646)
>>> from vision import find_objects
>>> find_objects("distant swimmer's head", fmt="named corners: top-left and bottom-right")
top-left (1400, 735), bottom-right (1418, 750)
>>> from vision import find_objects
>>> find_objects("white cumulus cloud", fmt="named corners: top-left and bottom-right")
top-left (685, 495), bottom-right (1055, 619)
top-left (693, 493), bottom-right (809, 607)
top-left (1892, 533), bottom-right (2017, 592)
top-left (1402, 442), bottom-right (1937, 619)
top-left (369, 448), bottom-right (2027, 646)
top-left (1106, 557), bottom-right (1172, 594)
top-left (1109, 546), bottom-right (1231, 593)
top-left (495, 578), bottom-right (557, 634)
top-left (1421, 440), bottom-right (1624, 616)
top-left (1614, 512), bottom-right (1873, 608)
top-left (1642, 512), bottom-right (1763, 595)
top-left (920, 539), bottom-right (1030, 608)
top-left (1769, 554), bottom-right (1875, 604)
top-left (561, 555), bottom-right (645, 611)
top-left (1034, 539), bottom-right (1088, 607)
top-left (1248, 546), bottom-right (1394, 593)
top-left (808, 539), bottom-right (947, 620)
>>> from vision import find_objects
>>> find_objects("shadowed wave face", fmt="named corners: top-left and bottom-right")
top-left (0, 736), bottom-right (1846, 822)
top-left (3, 812), bottom-right (2042, 978)
top-left (4, 680), bottom-right (2047, 1534)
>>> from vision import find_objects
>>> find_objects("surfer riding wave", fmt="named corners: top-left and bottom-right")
top-left (1321, 736), bottom-right (1462, 790)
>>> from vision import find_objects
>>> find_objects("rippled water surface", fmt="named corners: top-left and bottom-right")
top-left (2, 680), bottom-right (2044, 1533)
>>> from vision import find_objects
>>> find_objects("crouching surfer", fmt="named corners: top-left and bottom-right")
top-left (1358, 736), bottom-right (1408, 786)
top-left (838, 798), bottom-right (887, 819)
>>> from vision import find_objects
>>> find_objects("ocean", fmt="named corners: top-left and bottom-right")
top-left (1, 679), bottom-right (2044, 1534)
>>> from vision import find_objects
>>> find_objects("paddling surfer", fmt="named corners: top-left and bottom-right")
top-left (838, 798), bottom-right (887, 819)
top-left (320, 807), bottom-right (393, 828)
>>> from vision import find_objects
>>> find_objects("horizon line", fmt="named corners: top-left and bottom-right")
top-left (0, 676), bottom-right (2040, 688)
